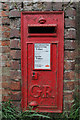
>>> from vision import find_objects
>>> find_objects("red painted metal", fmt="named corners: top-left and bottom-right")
top-left (38, 17), bottom-right (46, 24)
top-left (21, 11), bottom-right (64, 113)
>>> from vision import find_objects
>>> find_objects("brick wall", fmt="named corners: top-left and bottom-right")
top-left (75, 2), bottom-right (80, 98)
top-left (1, 2), bottom-right (10, 103)
top-left (1, 2), bottom-right (79, 112)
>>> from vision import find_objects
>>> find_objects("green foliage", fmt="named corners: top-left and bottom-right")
top-left (2, 100), bottom-right (51, 120)
top-left (50, 92), bottom-right (80, 120)
top-left (68, 93), bottom-right (80, 120)
top-left (2, 100), bottom-right (19, 120)
top-left (2, 93), bottom-right (80, 120)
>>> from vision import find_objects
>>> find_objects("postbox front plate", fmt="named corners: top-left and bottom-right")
top-left (21, 11), bottom-right (64, 113)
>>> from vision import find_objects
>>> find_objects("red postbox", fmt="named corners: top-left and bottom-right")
top-left (21, 11), bottom-right (64, 113)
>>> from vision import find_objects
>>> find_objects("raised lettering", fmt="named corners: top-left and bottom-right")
top-left (30, 85), bottom-right (42, 98)
top-left (30, 85), bottom-right (55, 98)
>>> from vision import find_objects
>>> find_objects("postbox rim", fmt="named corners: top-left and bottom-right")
top-left (21, 11), bottom-right (64, 15)
top-left (21, 11), bottom-right (64, 113)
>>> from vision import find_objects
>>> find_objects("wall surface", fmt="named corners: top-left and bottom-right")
top-left (0, 1), bottom-right (79, 112)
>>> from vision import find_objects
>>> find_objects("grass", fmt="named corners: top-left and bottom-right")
top-left (2, 93), bottom-right (80, 120)
top-left (2, 100), bottom-right (51, 120)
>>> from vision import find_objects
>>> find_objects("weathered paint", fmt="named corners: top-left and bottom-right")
top-left (21, 11), bottom-right (64, 113)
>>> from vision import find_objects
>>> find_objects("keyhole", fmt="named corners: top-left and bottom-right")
top-left (33, 72), bottom-right (35, 76)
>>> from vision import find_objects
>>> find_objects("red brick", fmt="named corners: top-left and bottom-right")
top-left (2, 76), bottom-right (10, 82)
top-left (65, 18), bottom-right (75, 28)
top-left (65, 51), bottom-right (75, 60)
top-left (65, 8), bottom-right (76, 17)
top-left (64, 101), bottom-right (74, 110)
top-left (75, 49), bottom-right (79, 57)
top-left (10, 91), bottom-right (21, 100)
top-left (2, 17), bottom-right (10, 25)
top-left (2, 82), bottom-right (10, 88)
top-left (10, 60), bottom-right (19, 70)
top-left (74, 80), bottom-right (79, 86)
top-left (10, 70), bottom-right (21, 80)
top-left (2, 3), bottom-right (9, 10)
top-left (2, 54), bottom-right (10, 61)
top-left (2, 95), bottom-right (10, 102)
top-left (75, 64), bottom-right (79, 72)
top-left (78, 73), bottom-right (80, 79)
top-left (65, 29), bottom-right (76, 39)
top-left (0, 89), bottom-right (2, 95)
top-left (12, 101), bottom-right (21, 110)
top-left (10, 29), bottom-right (20, 38)
top-left (0, 76), bottom-right (2, 81)
top-left (64, 71), bottom-right (75, 80)
top-left (64, 81), bottom-right (74, 90)
top-left (2, 32), bottom-right (10, 38)
top-left (2, 67), bottom-right (10, 76)
top-left (0, 25), bottom-right (2, 31)
top-left (10, 39), bottom-right (21, 49)
top-left (2, 61), bottom-right (10, 67)
top-left (2, 89), bottom-right (11, 95)
top-left (1, 40), bottom-right (10, 46)
top-left (44, 2), bottom-right (53, 11)
top-left (5, 61), bottom-right (10, 67)
top-left (0, 46), bottom-right (2, 52)
top-left (10, 81), bottom-right (20, 90)
top-left (0, 41), bottom-right (2, 46)
top-left (10, 50), bottom-right (21, 59)
top-left (75, 57), bottom-right (80, 64)
top-left (65, 40), bottom-right (76, 50)
top-left (75, 64), bottom-right (79, 71)
top-left (11, 18), bottom-right (21, 29)
top-left (2, 46), bottom-right (10, 53)
top-left (9, 10), bottom-right (21, 18)
top-left (1, 26), bottom-right (10, 31)
top-left (0, 11), bottom-right (9, 17)
top-left (64, 60), bottom-right (75, 70)
top-left (52, 2), bottom-right (62, 10)
top-left (75, 73), bottom-right (79, 79)
top-left (64, 92), bottom-right (74, 101)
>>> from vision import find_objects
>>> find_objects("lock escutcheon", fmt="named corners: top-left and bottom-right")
top-left (32, 72), bottom-right (38, 80)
